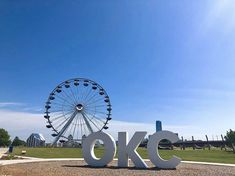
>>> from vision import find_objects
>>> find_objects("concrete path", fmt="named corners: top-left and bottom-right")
top-left (1, 157), bottom-right (235, 167)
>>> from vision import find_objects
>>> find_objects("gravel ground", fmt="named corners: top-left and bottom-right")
top-left (0, 160), bottom-right (235, 176)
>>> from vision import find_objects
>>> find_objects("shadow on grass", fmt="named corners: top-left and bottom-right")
top-left (62, 164), bottom-right (176, 171)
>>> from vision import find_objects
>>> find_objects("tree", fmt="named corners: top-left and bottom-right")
top-left (0, 128), bottom-right (11, 147)
top-left (225, 129), bottom-right (235, 153)
top-left (12, 136), bottom-right (26, 146)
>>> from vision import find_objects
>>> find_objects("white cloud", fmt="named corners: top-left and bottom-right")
top-left (0, 107), bottom-right (227, 143)
top-left (0, 109), bottom-right (48, 141)
top-left (0, 102), bottom-right (25, 108)
top-left (106, 120), bottom-right (199, 140)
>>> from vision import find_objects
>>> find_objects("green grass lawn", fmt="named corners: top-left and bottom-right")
top-left (12, 147), bottom-right (235, 164)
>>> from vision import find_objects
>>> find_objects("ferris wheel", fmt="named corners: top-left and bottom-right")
top-left (44, 78), bottom-right (112, 146)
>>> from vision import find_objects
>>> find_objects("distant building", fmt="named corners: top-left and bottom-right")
top-left (156, 120), bottom-right (162, 132)
top-left (26, 133), bottom-right (45, 147)
top-left (147, 121), bottom-right (163, 141)
top-left (63, 134), bottom-right (74, 147)
top-left (62, 135), bottom-right (81, 148)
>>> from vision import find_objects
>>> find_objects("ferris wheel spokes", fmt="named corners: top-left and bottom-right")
top-left (44, 78), bottom-right (112, 146)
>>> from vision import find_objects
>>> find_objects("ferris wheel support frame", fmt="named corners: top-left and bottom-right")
top-left (52, 111), bottom-right (77, 146)
top-left (81, 112), bottom-right (94, 134)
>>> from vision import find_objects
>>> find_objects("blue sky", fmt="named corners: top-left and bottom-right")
top-left (0, 0), bottom-right (235, 141)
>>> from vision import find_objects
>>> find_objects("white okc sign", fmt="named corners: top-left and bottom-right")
top-left (82, 130), bottom-right (181, 169)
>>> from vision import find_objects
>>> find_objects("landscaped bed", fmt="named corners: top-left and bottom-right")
top-left (1, 160), bottom-right (235, 176)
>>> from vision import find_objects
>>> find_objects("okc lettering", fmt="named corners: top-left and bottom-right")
top-left (82, 130), bottom-right (181, 169)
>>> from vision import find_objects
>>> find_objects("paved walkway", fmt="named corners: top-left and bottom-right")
top-left (1, 157), bottom-right (235, 167)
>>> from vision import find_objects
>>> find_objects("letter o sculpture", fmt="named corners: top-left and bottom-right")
top-left (82, 132), bottom-right (116, 167)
